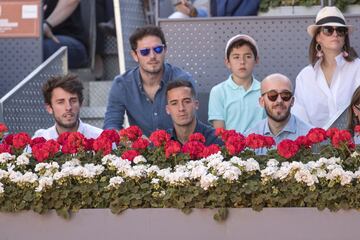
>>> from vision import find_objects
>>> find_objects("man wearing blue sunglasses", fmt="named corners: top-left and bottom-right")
top-left (104, 26), bottom-right (196, 137)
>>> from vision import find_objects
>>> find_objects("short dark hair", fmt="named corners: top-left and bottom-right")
top-left (309, 27), bottom-right (358, 66)
top-left (42, 74), bottom-right (84, 105)
top-left (129, 25), bottom-right (167, 51)
top-left (226, 39), bottom-right (258, 60)
top-left (166, 80), bottom-right (196, 99)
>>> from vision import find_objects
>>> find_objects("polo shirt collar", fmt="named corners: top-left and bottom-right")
top-left (225, 75), bottom-right (260, 92)
top-left (264, 114), bottom-right (296, 137)
top-left (313, 53), bottom-right (346, 71)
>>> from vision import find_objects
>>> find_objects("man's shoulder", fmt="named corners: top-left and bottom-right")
top-left (82, 123), bottom-right (103, 139)
top-left (245, 118), bottom-right (267, 135)
top-left (293, 114), bottom-right (313, 133)
top-left (113, 67), bottom-right (139, 84)
top-left (33, 126), bottom-right (56, 140)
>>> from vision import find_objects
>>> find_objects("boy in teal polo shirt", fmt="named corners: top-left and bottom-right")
top-left (208, 34), bottom-right (264, 133)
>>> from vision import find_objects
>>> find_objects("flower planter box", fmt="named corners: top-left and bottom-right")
top-left (0, 208), bottom-right (359, 240)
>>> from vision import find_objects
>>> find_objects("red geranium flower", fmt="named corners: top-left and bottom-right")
top-left (277, 139), bottom-right (299, 159)
top-left (0, 123), bottom-right (8, 139)
top-left (30, 137), bottom-right (47, 148)
top-left (331, 129), bottom-right (354, 149)
top-left (32, 143), bottom-right (50, 162)
top-left (100, 129), bottom-right (120, 144)
top-left (182, 141), bottom-right (205, 159)
top-left (12, 132), bottom-right (31, 150)
top-left (354, 125), bottom-right (360, 135)
top-left (149, 130), bottom-right (171, 147)
top-left (131, 138), bottom-right (150, 151)
top-left (45, 139), bottom-right (60, 156)
top-left (93, 136), bottom-right (112, 156)
top-left (0, 143), bottom-right (11, 154)
top-left (246, 133), bottom-right (266, 149)
top-left (119, 126), bottom-right (143, 142)
top-left (306, 128), bottom-right (327, 144)
top-left (57, 132), bottom-right (71, 145)
top-left (84, 138), bottom-right (95, 151)
top-left (295, 136), bottom-right (312, 149)
top-left (2, 134), bottom-right (13, 145)
top-left (189, 133), bottom-right (206, 143)
top-left (165, 140), bottom-right (181, 159)
top-left (216, 129), bottom-right (238, 142)
top-left (202, 144), bottom-right (221, 158)
top-left (61, 132), bottom-right (86, 154)
top-left (326, 128), bottom-right (340, 138)
top-left (263, 136), bottom-right (275, 148)
top-left (225, 133), bottom-right (246, 156)
top-left (121, 149), bottom-right (139, 161)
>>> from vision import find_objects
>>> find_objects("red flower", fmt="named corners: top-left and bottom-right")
top-left (354, 125), bottom-right (360, 134)
top-left (32, 144), bottom-right (50, 162)
top-left (263, 136), bottom-right (275, 148)
top-left (2, 134), bottom-right (13, 145)
top-left (306, 128), bottom-right (327, 144)
top-left (0, 123), bottom-right (8, 138)
top-left (121, 149), bottom-right (139, 161)
top-left (93, 137), bottom-right (112, 156)
top-left (12, 132), bottom-right (31, 150)
top-left (57, 132), bottom-right (71, 145)
top-left (131, 138), bottom-right (150, 151)
top-left (182, 141), bottom-right (205, 159)
top-left (202, 144), bottom-right (221, 157)
top-left (189, 133), bottom-right (206, 143)
top-left (119, 126), bottom-right (143, 142)
top-left (225, 134), bottom-right (246, 156)
top-left (30, 137), bottom-right (46, 148)
top-left (295, 136), bottom-right (312, 148)
top-left (277, 139), bottom-right (299, 159)
top-left (216, 129), bottom-right (238, 142)
top-left (331, 129), bottom-right (354, 149)
top-left (165, 140), bottom-right (181, 158)
top-left (215, 128), bottom-right (225, 137)
top-left (31, 140), bottom-right (60, 162)
top-left (246, 134), bottom-right (266, 149)
top-left (0, 143), bottom-right (11, 154)
top-left (84, 138), bottom-right (95, 151)
top-left (61, 132), bottom-right (86, 154)
top-left (100, 129), bottom-right (120, 144)
top-left (149, 130), bottom-right (171, 147)
top-left (326, 128), bottom-right (340, 138)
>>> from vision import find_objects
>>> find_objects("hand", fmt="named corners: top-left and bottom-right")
top-left (175, 0), bottom-right (197, 17)
top-left (43, 22), bottom-right (60, 44)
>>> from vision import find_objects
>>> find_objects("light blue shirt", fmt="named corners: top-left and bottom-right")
top-left (246, 114), bottom-right (312, 155)
top-left (208, 75), bottom-right (264, 133)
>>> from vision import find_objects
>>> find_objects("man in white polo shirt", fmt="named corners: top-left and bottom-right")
top-left (33, 74), bottom-right (102, 139)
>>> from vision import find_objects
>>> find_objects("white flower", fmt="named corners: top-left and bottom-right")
top-left (267, 159), bottom-right (279, 167)
top-left (0, 182), bottom-right (4, 194)
top-left (147, 165), bottom-right (160, 174)
top-left (294, 168), bottom-right (318, 187)
top-left (222, 167), bottom-right (241, 181)
top-left (189, 165), bottom-right (208, 179)
top-left (9, 171), bottom-right (38, 184)
top-left (62, 158), bottom-right (81, 169)
top-left (108, 176), bottom-right (124, 187)
top-left (0, 153), bottom-right (15, 163)
top-left (200, 173), bottom-right (218, 190)
top-left (261, 166), bottom-right (278, 179)
top-left (151, 178), bottom-right (160, 184)
top-left (133, 155), bottom-right (147, 164)
top-left (35, 177), bottom-right (54, 192)
top-left (243, 158), bottom-right (260, 172)
top-left (101, 154), bottom-right (119, 165)
top-left (16, 153), bottom-right (30, 166)
top-left (326, 167), bottom-right (353, 186)
top-left (0, 169), bottom-right (9, 180)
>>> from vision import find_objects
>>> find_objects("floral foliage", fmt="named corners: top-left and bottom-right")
top-left (1, 124), bottom-right (360, 220)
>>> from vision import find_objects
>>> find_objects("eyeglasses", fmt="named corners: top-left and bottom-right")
top-left (354, 105), bottom-right (360, 111)
top-left (137, 45), bottom-right (165, 56)
top-left (262, 90), bottom-right (293, 102)
top-left (321, 26), bottom-right (348, 37)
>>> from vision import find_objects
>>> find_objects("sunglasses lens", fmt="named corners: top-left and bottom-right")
top-left (336, 27), bottom-right (347, 36)
top-left (322, 26), bottom-right (347, 37)
top-left (266, 90), bottom-right (279, 102)
top-left (139, 48), bottom-right (150, 56)
top-left (280, 92), bottom-right (292, 101)
top-left (153, 45), bottom-right (164, 54)
top-left (322, 26), bottom-right (334, 36)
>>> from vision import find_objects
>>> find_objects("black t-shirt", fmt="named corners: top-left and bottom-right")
top-left (44, 0), bottom-right (87, 47)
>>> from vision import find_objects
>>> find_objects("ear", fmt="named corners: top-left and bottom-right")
top-left (255, 56), bottom-right (260, 64)
top-left (165, 105), bottom-right (170, 115)
top-left (194, 100), bottom-right (199, 110)
top-left (45, 104), bottom-right (53, 115)
top-left (131, 50), bottom-right (139, 62)
top-left (259, 96), bottom-right (265, 108)
top-left (224, 58), bottom-right (231, 69)
top-left (352, 105), bottom-right (358, 116)
top-left (290, 96), bottom-right (295, 107)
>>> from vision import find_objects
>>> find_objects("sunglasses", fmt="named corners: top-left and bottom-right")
top-left (354, 105), bottom-right (360, 111)
top-left (262, 90), bottom-right (293, 102)
top-left (137, 45), bottom-right (165, 56)
top-left (320, 26), bottom-right (348, 37)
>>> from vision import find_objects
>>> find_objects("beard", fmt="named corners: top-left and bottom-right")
top-left (54, 112), bottom-right (79, 130)
top-left (265, 103), bottom-right (291, 123)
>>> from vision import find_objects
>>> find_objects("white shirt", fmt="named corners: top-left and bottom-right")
top-left (33, 119), bottom-right (103, 140)
top-left (292, 55), bottom-right (360, 128)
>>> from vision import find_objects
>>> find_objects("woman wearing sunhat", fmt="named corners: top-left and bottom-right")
top-left (292, 6), bottom-right (360, 128)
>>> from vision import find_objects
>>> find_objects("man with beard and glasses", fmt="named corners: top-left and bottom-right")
top-left (33, 74), bottom-right (102, 140)
top-left (104, 25), bottom-right (195, 137)
top-left (246, 73), bottom-right (312, 154)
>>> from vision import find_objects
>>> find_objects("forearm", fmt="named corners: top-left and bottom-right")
top-left (45, 0), bottom-right (80, 27)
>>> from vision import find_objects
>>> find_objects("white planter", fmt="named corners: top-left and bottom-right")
top-left (0, 208), bottom-right (359, 240)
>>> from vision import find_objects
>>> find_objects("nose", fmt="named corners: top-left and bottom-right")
top-left (65, 101), bottom-right (72, 110)
top-left (178, 102), bottom-right (185, 111)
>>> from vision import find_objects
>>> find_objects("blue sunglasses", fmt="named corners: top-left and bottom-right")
top-left (137, 45), bottom-right (165, 56)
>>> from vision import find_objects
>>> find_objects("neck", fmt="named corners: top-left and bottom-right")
top-left (321, 50), bottom-right (341, 67)
top-left (232, 75), bottom-right (253, 90)
top-left (140, 68), bottom-right (163, 87)
top-left (267, 115), bottom-right (290, 136)
top-left (174, 118), bottom-right (197, 144)
top-left (55, 120), bottom-right (79, 135)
